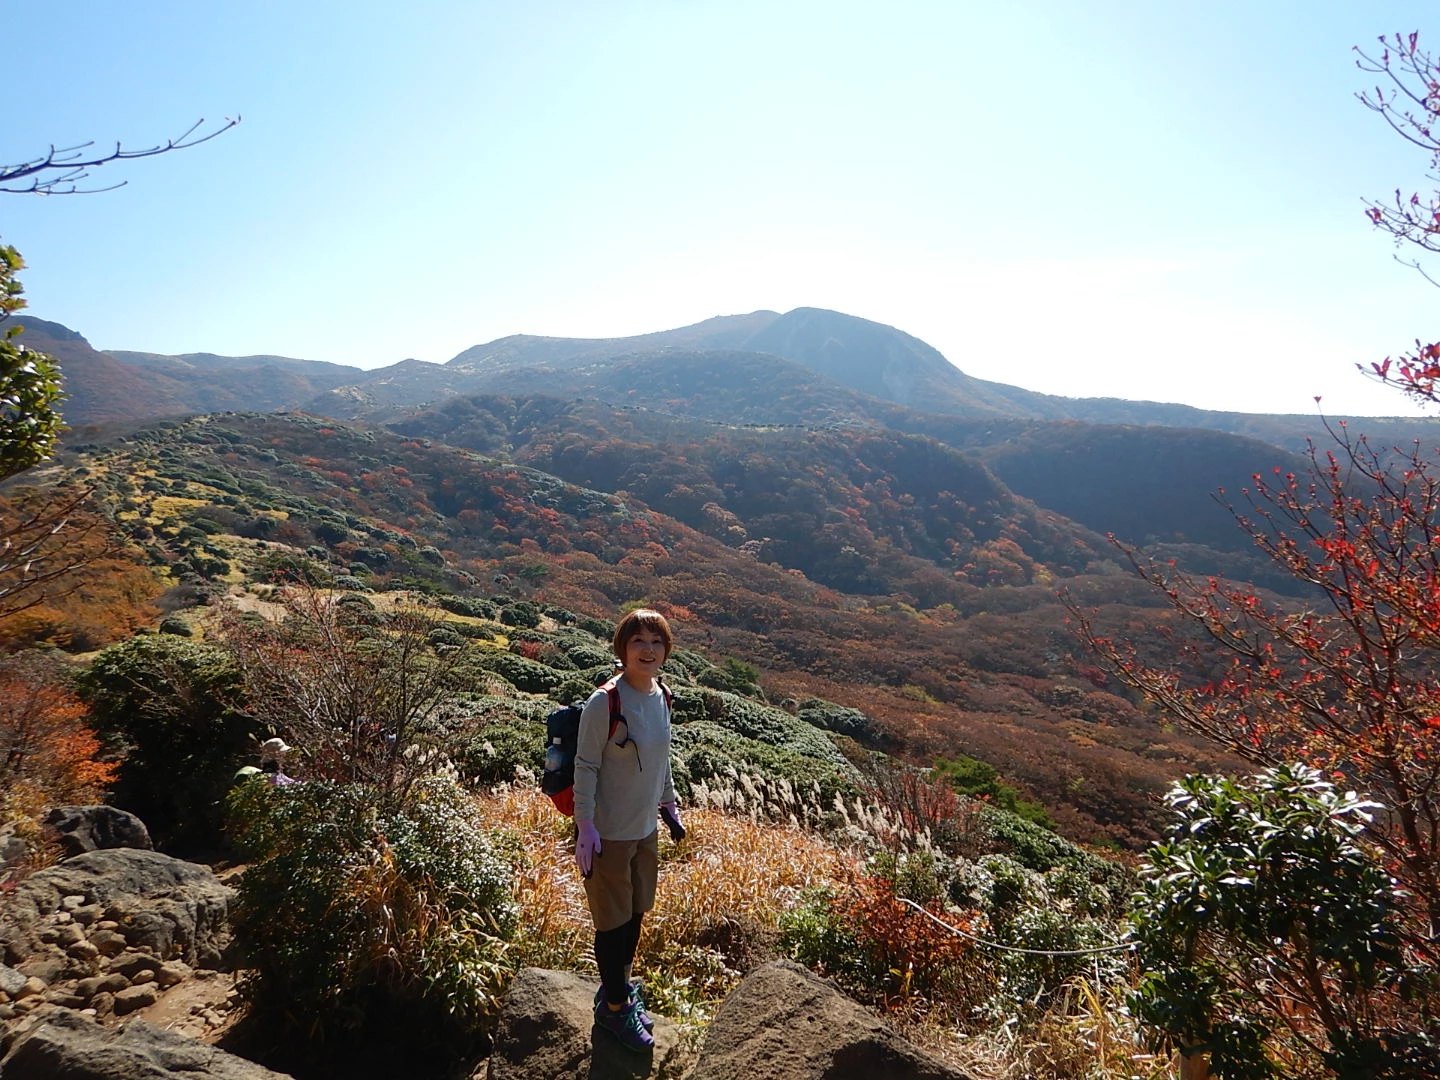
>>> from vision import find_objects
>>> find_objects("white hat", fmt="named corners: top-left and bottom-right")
top-left (259, 737), bottom-right (293, 758)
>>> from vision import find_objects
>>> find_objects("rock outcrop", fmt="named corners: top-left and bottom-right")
top-left (487, 967), bottom-right (691, 1080)
top-left (0, 1008), bottom-right (290, 1079)
top-left (486, 961), bottom-right (972, 1080)
top-left (0, 851), bottom-right (971, 1080)
top-left (0, 849), bottom-right (232, 974)
top-left (689, 959), bottom-right (974, 1080)
top-left (43, 806), bottom-right (154, 858)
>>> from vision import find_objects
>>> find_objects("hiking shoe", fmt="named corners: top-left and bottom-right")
top-left (594, 982), bottom-right (654, 1032)
top-left (594, 997), bottom-right (654, 1052)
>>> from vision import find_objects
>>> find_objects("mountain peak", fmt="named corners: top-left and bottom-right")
top-left (12, 316), bottom-right (90, 345)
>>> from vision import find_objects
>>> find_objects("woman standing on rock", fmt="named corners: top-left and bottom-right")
top-left (572, 608), bottom-right (684, 1053)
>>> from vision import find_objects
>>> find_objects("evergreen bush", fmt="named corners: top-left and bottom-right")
top-left (226, 778), bottom-right (516, 1047)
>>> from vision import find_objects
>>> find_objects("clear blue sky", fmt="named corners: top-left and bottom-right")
top-left (5, 1), bottom-right (1438, 415)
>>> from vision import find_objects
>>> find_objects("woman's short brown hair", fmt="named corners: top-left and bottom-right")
top-left (612, 608), bottom-right (673, 664)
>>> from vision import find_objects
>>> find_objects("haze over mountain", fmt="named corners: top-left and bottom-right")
top-left (24, 303), bottom-right (1426, 572)
top-left (24, 305), bottom-right (1434, 446)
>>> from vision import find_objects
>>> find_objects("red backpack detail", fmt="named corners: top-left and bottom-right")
top-left (540, 675), bottom-right (671, 816)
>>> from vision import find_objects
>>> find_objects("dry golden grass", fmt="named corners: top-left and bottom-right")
top-left (472, 785), bottom-right (1167, 1077)
top-left (932, 977), bottom-right (1176, 1080)
top-left (470, 785), bottom-right (853, 1021)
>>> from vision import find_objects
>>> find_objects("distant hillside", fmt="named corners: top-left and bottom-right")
top-left (16, 319), bottom-right (188, 426)
top-left (739, 306), bottom-right (1050, 416)
top-left (56, 409), bottom-right (1241, 848)
top-left (445, 311), bottom-right (780, 373)
top-left (31, 308), bottom-right (1434, 455)
top-left (28, 307), bottom-right (1434, 586)
top-left (391, 395), bottom-right (1111, 600)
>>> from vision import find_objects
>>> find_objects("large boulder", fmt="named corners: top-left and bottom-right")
top-left (690, 959), bottom-right (974, 1080)
top-left (487, 967), bottom-right (692, 1080)
top-left (0, 849), bottom-right (232, 970)
top-left (43, 806), bottom-right (153, 858)
top-left (0, 1008), bottom-right (290, 1079)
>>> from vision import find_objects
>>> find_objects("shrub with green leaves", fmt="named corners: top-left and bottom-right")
top-left (1129, 764), bottom-right (1432, 1079)
top-left (498, 600), bottom-right (541, 628)
top-left (672, 721), bottom-right (858, 812)
top-left (464, 649), bottom-right (563, 694)
top-left (449, 714), bottom-right (544, 787)
top-left (796, 697), bottom-right (879, 743)
top-left (965, 853), bottom-right (1130, 1022)
top-left (78, 635), bottom-right (255, 849)
top-left (226, 777), bottom-right (516, 1047)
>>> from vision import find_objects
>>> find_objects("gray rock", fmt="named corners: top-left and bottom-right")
top-left (89, 930), bottom-right (129, 958)
top-left (110, 952), bottom-right (160, 981)
top-left (113, 983), bottom-right (161, 1015)
top-left (0, 1008), bottom-right (293, 1078)
top-left (0, 963), bottom-right (27, 996)
top-left (0, 823), bottom-right (28, 877)
top-left (690, 959), bottom-right (974, 1080)
top-left (15, 952), bottom-right (67, 985)
top-left (0, 850), bottom-right (232, 970)
top-left (75, 973), bottom-right (130, 1000)
top-left (43, 806), bottom-right (153, 857)
top-left (488, 967), bottom-right (691, 1080)
top-left (154, 961), bottom-right (190, 989)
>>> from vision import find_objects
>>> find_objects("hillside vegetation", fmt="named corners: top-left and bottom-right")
top-left (28, 410), bottom-right (1247, 848)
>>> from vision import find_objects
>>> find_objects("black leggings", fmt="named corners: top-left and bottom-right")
top-left (594, 912), bottom-right (643, 1007)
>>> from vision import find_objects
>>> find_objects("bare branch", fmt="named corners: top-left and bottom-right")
top-left (0, 117), bottom-right (240, 196)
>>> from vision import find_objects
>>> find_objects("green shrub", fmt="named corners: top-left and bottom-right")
top-left (697, 690), bottom-right (851, 766)
top-left (498, 601), bottom-right (541, 629)
top-left (428, 625), bottom-right (467, 649)
top-left (251, 552), bottom-right (331, 586)
top-left (77, 635), bottom-right (256, 850)
top-left (437, 595), bottom-right (498, 620)
top-left (696, 657), bottom-right (761, 696)
top-left (662, 648), bottom-right (711, 679)
top-left (935, 753), bottom-right (1052, 826)
top-left (465, 650), bottom-right (563, 694)
top-left (551, 677), bottom-right (599, 706)
top-left (449, 716), bottom-right (544, 787)
top-left (1129, 765), bottom-right (1430, 1079)
top-left (226, 777), bottom-right (516, 1049)
top-left (672, 721), bottom-right (858, 811)
top-left (557, 639), bottom-right (612, 669)
top-left (796, 698), bottom-right (879, 743)
top-left (968, 853), bottom-right (1130, 1021)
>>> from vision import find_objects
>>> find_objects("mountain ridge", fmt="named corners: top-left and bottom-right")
top-left (25, 307), bottom-right (1425, 449)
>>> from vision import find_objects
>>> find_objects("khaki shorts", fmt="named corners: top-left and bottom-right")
top-left (582, 830), bottom-right (659, 933)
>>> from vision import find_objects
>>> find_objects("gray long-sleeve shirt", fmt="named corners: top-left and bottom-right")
top-left (572, 677), bottom-right (675, 841)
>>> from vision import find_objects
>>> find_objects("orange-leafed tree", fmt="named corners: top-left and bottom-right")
top-left (0, 652), bottom-right (116, 827)
top-left (1071, 427), bottom-right (1440, 950)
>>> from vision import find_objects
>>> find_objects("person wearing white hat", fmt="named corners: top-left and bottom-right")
top-left (258, 737), bottom-right (299, 786)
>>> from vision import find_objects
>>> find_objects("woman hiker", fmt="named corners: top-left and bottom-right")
top-left (572, 608), bottom-right (684, 1052)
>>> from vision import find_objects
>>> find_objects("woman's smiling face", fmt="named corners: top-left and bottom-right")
top-left (623, 628), bottom-right (667, 677)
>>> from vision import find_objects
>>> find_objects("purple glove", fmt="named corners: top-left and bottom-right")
top-left (660, 801), bottom-right (686, 842)
top-left (576, 820), bottom-right (602, 878)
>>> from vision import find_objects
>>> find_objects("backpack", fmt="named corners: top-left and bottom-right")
top-left (540, 674), bottom-right (672, 816)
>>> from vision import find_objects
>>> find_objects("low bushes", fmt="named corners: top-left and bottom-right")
top-left (226, 777), bottom-right (516, 1048)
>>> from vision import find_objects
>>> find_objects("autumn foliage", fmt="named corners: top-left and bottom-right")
top-left (1074, 424), bottom-right (1440, 964)
top-left (0, 652), bottom-right (116, 828)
